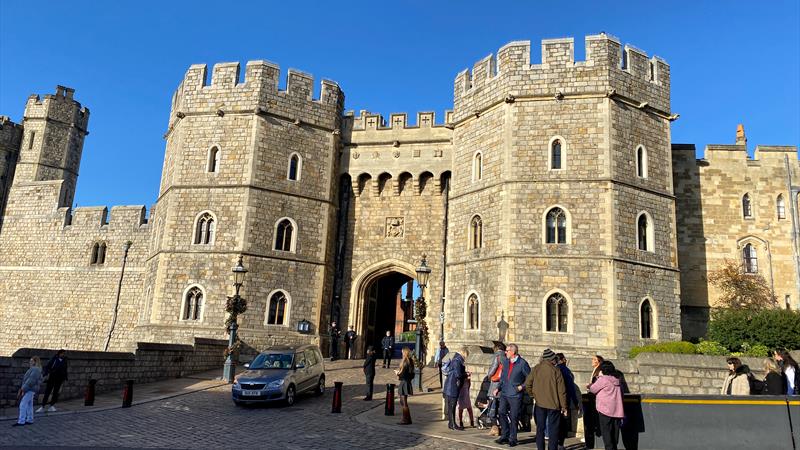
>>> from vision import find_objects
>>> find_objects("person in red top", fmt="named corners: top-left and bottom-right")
top-left (492, 343), bottom-right (530, 447)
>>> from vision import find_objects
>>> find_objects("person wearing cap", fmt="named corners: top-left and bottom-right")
top-left (525, 348), bottom-right (568, 450)
top-left (492, 343), bottom-right (530, 447)
top-left (344, 326), bottom-right (357, 360)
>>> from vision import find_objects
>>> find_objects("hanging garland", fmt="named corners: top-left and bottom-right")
top-left (225, 295), bottom-right (248, 329)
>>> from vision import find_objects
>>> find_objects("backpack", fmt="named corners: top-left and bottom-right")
top-left (490, 356), bottom-right (503, 382)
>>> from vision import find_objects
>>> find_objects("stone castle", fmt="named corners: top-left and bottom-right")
top-left (1, 34), bottom-right (797, 359)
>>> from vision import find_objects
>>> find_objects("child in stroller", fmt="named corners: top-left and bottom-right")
top-left (474, 375), bottom-right (496, 430)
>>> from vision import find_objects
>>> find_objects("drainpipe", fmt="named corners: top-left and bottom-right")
top-left (786, 154), bottom-right (800, 309)
top-left (104, 241), bottom-right (132, 351)
top-left (440, 175), bottom-right (450, 342)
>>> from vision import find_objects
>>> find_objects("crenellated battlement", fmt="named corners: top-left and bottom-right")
top-left (170, 60), bottom-right (344, 130)
top-left (453, 34), bottom-right (671, 122)
top-left (65, 205), bottom-right (151, 230)
top-left (23, 86), bottom-right (90, 130)
top-left (343, 110), bottom-right (452, 132)
top-left (0, 116), bottom-right (23, 150)
top-left (673, 143), bottom-right (799, 166)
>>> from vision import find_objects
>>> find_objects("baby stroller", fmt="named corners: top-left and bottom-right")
top-left (474, 376), bottom-right (496, 430)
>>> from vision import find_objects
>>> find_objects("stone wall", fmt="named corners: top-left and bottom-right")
top-left (0, 338), bottom-right (226, 408)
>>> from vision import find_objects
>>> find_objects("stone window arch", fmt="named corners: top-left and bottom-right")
top-left (640, 297), bottom-right (657, 339)
top-left (469, 215), bottom-right (483, 249)
top-left (193, 211), bottom-right (216, 245)
top-left (543, 290), bottom-right (571, 333)
top-left (418, 171), bottom-right (434, 195)
top-left (181, 285), bottom-right (204, 321)
top-left (636, 145), bottom-right (648, 178)
top-left (90, 241), bottom-right (107, 265)
top-left (472, 151), bottom-right (483, 181)
top-left (357, 173), bottom-right (372, 196)
top-left (637, 211), bottom-right (654, 252)
top-left (464, 292), bottom-right (480, 330)
top-left (549, 136), bottom-right (566, 170)
top-left (265, 289), bottom-right (291, 326)
top-left (274, 217), bottom-right (297, 252)
top-left (398, 172), bottom-right (413, 195)
top-left (543, 206), bottom-right (570, 244)
top-left (287, 153), bottom-right (302, 181)
top-left (207, 146), bottom-right (220, 173)
top-left (742, 243), bottom-right (758, 273)
top-left (742, 193), bottom-right (753, 218)
top-left (776, 194), bottom-right (786, 220)
top-left (377, 172), bottom-right (392, 196)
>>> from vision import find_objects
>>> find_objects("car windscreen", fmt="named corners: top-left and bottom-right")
top-left (249, 353), bottom-right (294, 369)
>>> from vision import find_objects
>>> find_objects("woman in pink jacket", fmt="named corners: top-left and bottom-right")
top-left (588, 361), bottom-right (624, 450)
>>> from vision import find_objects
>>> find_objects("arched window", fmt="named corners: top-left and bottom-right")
top-left (549, 137), bottom-right (565, 170)
top-left (743, 244), bottom-right (758, 273)
top-left (637, 212), bottom-right (654, 252)
top-left (90, 242), bottom-right (107, 265)
top-left (742, 193), bottom-right (752, 218)
top-left (636, 145), bottom-right (648, 178)
top-left (274, 218), bottom-right (295, 252)
top-left (470, 215), bottom-right (483, 249)
top-left (207, 146), bottom-right (220, 173)
top-left (545, 293), bottom-right (569, 332)
top-left (287, 153), bottom-right (301, 181)
top-left (267, 291), bottom-right (288, 325)
top-left (640, 299), bottom-right (653, 339)
top-left (777, 194), bottom-right (786, 220)
top-left (194, 212), bottom-right (215, 245)
top-left (183, 287), bottom-right (203, 321)
top-left (466, 293), bottom-right (480, 330)
top-left (545, 207), bottom-right (568, 244)
top-left (473, 152), bottom-right (482, 181)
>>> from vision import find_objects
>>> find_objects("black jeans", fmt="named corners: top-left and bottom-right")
top-left (383, 349), bottom-right (392, 367)
top-left (445, 395), bottom-right (459, 428)
top-left (42, 378), bottom-right (64, 406)
top-left (598, 413), bottom-right (621, 450)
top-left (365, 375), bottom-right (374, 398)
top-left (498, 395), bottom-right (522, 443)
top-left (583, 394), bottom-right (600, 448)
top-left (330, 340), bottom-right (339, 360)
top-left (533, 405), bottom-right (561, 450)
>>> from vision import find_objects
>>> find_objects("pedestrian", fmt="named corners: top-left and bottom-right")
top-left (775, 349), bottom-right (799, 395)
top-left (759, 358), bottom-right (787, 395)
top-left (37, 349), bottom-right (68, 413)
top-left (381, 331), bottom-right (394, 368)
top-left (328, 321), bottom-right (341, 361)
top-left (344, 326), bottom-right (357, 360)
top-left (362, 345), bottom-right (377, 400)
top-left (526, 348), bottom-right (568, 450)
top-left (457, 354), bottom-right (475, 429)
top-left (395, 347), bottom-right (415, 425)
top-left (486, 341), bottom-right (506, 436)
top-left (588, 361), bottom-right (625, 450)
top-left (555, 353), bottom-right (579, 450)
top-left (443, 348), bottom-right (466, 430)
top-left (721, 357), bottom-right (753, 395)
top-left (14, 356), bottom-right (43, 427)
top-left (434, 341), bottom-right (449, 388)
top-left (583, 354), bottom-right (605, 448)
top-left (439, 348), bottom-right (454, 420)
top-left (493, 343), bottom-right (531, 448)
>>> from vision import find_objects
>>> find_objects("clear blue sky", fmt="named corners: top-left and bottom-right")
top-left (1, 1), bottom-right (798, 208)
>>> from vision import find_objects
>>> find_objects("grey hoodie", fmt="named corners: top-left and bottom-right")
top-left (21, 366), bottom-right (43, 393)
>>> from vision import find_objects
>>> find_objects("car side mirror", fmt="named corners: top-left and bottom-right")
top-left (243, 363), bottom-right (250, 369)
top-left (296, 363), bottom-right (305, 370)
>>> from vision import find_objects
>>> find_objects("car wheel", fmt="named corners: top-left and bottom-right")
top-left (285, 385), bottom-right (296, 406)
top-left (315, 376), bottom-right (325, 396)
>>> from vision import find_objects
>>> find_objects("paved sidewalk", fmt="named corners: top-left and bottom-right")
top-left (0, 369), bottom-right (228, 421)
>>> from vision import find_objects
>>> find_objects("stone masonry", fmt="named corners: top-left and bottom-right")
top-left (0, 33), bottom-right (797, 359)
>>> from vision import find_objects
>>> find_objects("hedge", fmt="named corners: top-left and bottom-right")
top-left (706, 308), bottom-right (800, 352)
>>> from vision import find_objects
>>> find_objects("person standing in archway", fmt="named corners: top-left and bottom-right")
top-left (344, 326), bottom-right (357, 360)
top-left (381, 331), bottom-right (394, 368)
top-left (328, 321), bottom-right (341, 361)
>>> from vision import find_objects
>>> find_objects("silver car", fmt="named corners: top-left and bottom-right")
top-left (232, 345), bottom-right (325, 406)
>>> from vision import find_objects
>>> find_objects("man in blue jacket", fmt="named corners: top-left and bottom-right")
top-left (442, 348), bottom-right (467, 430)
top-left (493, 343), bottom-right (531, 447)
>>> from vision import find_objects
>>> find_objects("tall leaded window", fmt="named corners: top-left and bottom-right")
top-left (546, 207), bottom-right (567, 244)
top-left (194, 213), bottom-right (215, 245)
top-left (467, 294), bottom-right (479, 330)
top-left (546, 293), bottom-right (568, 332)
top-left (288, 153), bottom-right (301, 181)
top-left (742, 193), bottom-right (752, 218)
top-left (274, 219), bottom-right (295, 252)
top-left (183, 287), bottom-right (203, 321)
top-left (640, 299), bottom-right (653, 339)
top-left (637, 213), bottom-right (651, 251)
top-left (743, 244), bottom-right (758, 273)
top-left (777, 194), bottom-right (786, 220)
top-left (207, 146), bottom-right (220, 173)
top-left (267, 291), bottom-right (287, 325)
top-left (550, 139), bottom-right (563, 170)
top-left (636, 145), bottom-right (648, 178)
top-left (470, 215), bottom-right (483, 249)
top-left (473, 152), bottom-right (482, 181)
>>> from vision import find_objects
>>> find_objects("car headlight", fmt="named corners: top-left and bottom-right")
top-left (268, 379), bottom-right (285, 388)
top-left (232, 380), bottom-right (240, 388)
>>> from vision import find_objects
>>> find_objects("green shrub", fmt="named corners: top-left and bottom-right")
top-left (707, 308), bottom-right (800, 352)
top-left (741, 342), bottom-right (770, 357)
top-left (397, 331), bottom-right (417, 342)
top-left (629, 341), bottom-right (696, 358)
top-left (695, 340), bottom-right (729, 356)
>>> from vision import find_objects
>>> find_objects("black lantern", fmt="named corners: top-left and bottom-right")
top-left (415, 254), bottom-right (431, 290)
top-left (297, 319), bottom-right (311, 334)
top-left (232, 255), bottom-right (248, 291)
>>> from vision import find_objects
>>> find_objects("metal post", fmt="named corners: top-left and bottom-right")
top-left (385, 383), bottom-right (395, 415)
top-left (331, 381), bottom-right (343, 413)
top-left (223, 320), bottom-right (238, 383)
top-left (121, 380), bottom-right (133, 407)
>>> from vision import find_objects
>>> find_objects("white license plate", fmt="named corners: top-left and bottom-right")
top-left (242, 390), bottom-right (261, 396)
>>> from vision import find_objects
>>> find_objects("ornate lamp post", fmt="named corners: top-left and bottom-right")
top-left (223, 256), bottom-right (248, 383)
top-left (414, 255), bottom-right (432, 390)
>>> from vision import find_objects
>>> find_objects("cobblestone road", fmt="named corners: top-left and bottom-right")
top-left (2, 360), bottom-right (491, 449)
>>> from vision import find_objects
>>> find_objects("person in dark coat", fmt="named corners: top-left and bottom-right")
top-left (395, 347), bottom-right (415, 425)
top-left (328, 322), bottom-right (341, 361)
top-left (363, 346), bottom-right (378, 400)
top-left (38, 349), bottom-right (68, 413)
top-left (759, 358), bottom-right (787, 395)
top-left (443, 349), bottom-right (467, 430)
top-left (556, 352), bottom-right (578, 448)
top-left (344, 326), bottom-right (357, 360)
top-left (381, 331), bottom-right (394, 368)
top-left (493, 343), bottom-right (531, 447)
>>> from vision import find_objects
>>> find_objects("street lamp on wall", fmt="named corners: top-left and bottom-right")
top-left (413, 255), bottom-right (432, 390)
top-left (223, 256), bottom-right (248, 384)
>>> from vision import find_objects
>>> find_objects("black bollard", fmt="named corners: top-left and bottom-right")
top-left (121, 380), bottom-right (134, 408)
top-left (84, 379), bottom-right (97, 406)
top-left (331, 381), bottom-right (343, 413)
top-left (385, 383), bottom-right (395, 416)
